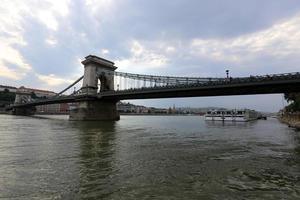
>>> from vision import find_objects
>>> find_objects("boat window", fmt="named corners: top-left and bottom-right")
top-left (207, 111), bottom-right (211, 114)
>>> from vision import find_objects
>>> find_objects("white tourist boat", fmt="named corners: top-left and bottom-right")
top-left (205, 109), bottom-right (260, 122)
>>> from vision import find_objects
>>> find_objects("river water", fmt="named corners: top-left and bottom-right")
top-left (0, 114), bottom-right (299, 199)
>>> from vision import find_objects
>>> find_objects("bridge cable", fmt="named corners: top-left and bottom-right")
top-left (55, 75), bottom-right (84, 97)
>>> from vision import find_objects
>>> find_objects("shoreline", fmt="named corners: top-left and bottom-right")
top-left (119, 113), bottom-right (200, 116)
top-left (279, 113), bottom-right (300, 130)
top-left (0, 112), bottom-right (202, 116)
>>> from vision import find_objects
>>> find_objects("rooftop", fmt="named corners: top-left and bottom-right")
top-left (0, 85), bottom-right (17, 89)
top-left (19, 86), bottom-right (56, 94)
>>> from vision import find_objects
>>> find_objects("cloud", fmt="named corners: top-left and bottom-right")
top-left (35, 0), bottom-right (70, 31)
top-left (190, 14), bottom-right (300, 64)
top-left (0, 65), bottom-right (26, 80)
top-left (45, 36), bottom-right (58, 46)
top-left (101, 48), bottom-right (110, 55)
top-left (35, 73), bottom-right (73, 87)
top-left (85, 0), bottom-right (115, 16)
top-left (115, 40), bottom-right (169, 72)
top-left (34, 72), bottom-right (84, 93)
top-left (1, 0), bottom-right (300, 111)
top-left (0, 36), bottom-right (31, 80)
top-left (0, 0), bottom-right (71, 81)
top-left (165, 46), bottom-right (176, 54)
top-left (114, 13), bottom-right (300, 76)
top-left (0, 1), bottom-right (32, 80)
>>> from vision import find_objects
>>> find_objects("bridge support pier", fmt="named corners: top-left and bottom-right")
top-left (69, 100), bottom-right (120, 121)
top-left (11, 89), bottom-right (35, 116)
top-left (70, 55), bottom-right (120, 121)
top-left (12, 107), bottom-right (36, 116)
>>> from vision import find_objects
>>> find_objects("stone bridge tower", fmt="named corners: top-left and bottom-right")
top-left (69, 55), bottom-right (120, 121)
top-left (81, 55), bottom-right (117, 94)
top-left (12, 88), bottom-right (35, 115)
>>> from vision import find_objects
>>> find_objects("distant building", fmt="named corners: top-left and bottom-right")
top-left (36, 103), bottom-right (70, 114)
top-left (0, 85), bottom-right (17, 93)
top-left (0, 84), bottom-right (73, 114)
top-left (148, 107), bottom-right (168, 114)
top-left (16, 86), bottom-right (61, 114)
top-left (117, 102), bottom-right (138, 113)
top-left (18, 86), bottom-right (56, 98)
top-left (117, 102), bottom-right (169, 114)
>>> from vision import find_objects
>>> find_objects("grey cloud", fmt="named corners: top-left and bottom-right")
top-left (3, 0), bottom-right (299, 111)
top-left (18, 0), bottom-right (300, 75)
top-left (103, 0), bottom-right (300, 40)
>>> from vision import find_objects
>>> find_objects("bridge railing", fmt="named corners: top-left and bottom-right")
top-left (107, 72), bottom-right (300, 93)
top-left (15, 71), bottom-right (300, 105)
top-left (112, 71), bottom-right (226, 90)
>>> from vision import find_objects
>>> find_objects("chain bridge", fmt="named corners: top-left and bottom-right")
top-left (10, 55), bottom-right (300, 120)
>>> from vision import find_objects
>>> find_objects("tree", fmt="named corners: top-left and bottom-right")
top-left (284, 92), bottom-right (300, 112)
top-left (30, 92), bottom-right (37, 99)
top-left (0, 91), bottom-right (16, 103)
top-left (284, 93), bottom-right (299, 102)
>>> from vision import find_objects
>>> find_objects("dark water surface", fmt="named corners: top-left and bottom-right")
top-left (0, 115), bottom-right (299, 199)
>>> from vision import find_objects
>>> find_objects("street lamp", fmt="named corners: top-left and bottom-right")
top-left (226, 70), bottom-right (229, 78)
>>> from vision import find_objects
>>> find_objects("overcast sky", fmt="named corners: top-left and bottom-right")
top-left (1, 0), bottom-right (300, 111)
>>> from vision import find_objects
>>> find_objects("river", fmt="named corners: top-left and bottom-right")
top-left (0, 115), bottom-right (299, 199)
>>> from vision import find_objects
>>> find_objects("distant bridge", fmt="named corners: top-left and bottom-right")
top-left (10, 55), bottom-right (300, 120)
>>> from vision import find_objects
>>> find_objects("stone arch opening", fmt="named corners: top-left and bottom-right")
top-left (98, 72), bottom-right (110, 92)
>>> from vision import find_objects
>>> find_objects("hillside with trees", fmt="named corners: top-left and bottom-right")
top-left (281, 92), bottom-right (300, 129)
top-left (0, 89), bottom-right (16, 106)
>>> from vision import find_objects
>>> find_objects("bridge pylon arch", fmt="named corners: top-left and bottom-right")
top-left (70, 55), bottom-right (120, 121)
top-left (81, 55), bottom-right (117, 95)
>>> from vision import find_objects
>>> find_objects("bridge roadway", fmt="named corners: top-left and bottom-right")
top-left (11, 72), bottom-right (300, 108)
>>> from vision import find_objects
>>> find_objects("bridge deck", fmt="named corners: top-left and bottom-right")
top-left (10, 73), bottom-right (300, 108)
top-left (100, 77), bottom-right (300, 100)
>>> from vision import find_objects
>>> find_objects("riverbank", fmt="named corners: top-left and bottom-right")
top-left (280, 113), bottom-right (300, 129)
top-left (34, 112), bottom-right (201, 116)
top-left (1, 112), bottom-right (201, 116)
top-left (120, 113), bottom-right (199, 116)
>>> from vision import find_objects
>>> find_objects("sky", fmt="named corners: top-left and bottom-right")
top-left (1, 0), bottom-right (300, 112)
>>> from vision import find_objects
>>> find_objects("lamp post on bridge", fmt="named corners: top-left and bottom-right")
top-left (226, 70), bottom-right (229, 79)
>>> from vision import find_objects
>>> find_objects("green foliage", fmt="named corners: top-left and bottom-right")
top-left (284, 93), bottom-right (300, 112)
top-left (284, 93), bottom-right (299, 102)
top-left (30, 92), bottom-right (37, 99)
top-left (0, 91), bottom-right (16, 105)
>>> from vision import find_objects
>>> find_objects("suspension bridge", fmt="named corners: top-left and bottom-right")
top-left (10, 55), bottom-right (300, 120)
